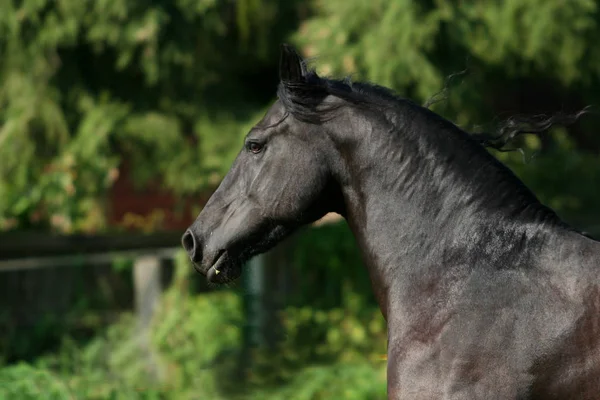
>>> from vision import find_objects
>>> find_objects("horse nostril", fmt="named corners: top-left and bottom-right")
top-left (182, 229), bottom-right (200, 261)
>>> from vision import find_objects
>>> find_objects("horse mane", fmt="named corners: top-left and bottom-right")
top-left (278, 67), bottom-right (591, 231)
top-left (421, 69), bottom-right (592, 153)
top-left (468, 109), bottom-right (590, 153)
top-left (278, 68), bottom-right (589, 152)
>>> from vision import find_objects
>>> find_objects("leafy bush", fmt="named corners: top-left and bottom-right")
top-left (0, 363), bottom-right (74, 400)
top-left (289, 222), bottom-right (377, 309)
top-left (0, 250), bottom-right (388, 400)
top-left (0, 0), bottom-right (303, 233)
top-left (249, 362), bottom-right (386, 400)
top-left (246, 286), bottom-right (387, 398)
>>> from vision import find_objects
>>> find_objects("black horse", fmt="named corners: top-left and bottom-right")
top-left (182, 45), bottom-right (600, 399)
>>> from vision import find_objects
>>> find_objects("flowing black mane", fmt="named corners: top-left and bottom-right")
top-left (278, 68), bottom-right (587, 231)
top-left (278, 67), bottom-right (588, 150)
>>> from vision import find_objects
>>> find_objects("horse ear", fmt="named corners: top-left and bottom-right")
top-left (279, 44), bottom-right (307, 83)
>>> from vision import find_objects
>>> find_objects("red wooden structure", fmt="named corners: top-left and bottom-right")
top-left (106, 162), bottom-right (214, 232)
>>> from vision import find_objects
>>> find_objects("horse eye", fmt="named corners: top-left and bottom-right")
top-left (247, 142), bottom-right (263, 154)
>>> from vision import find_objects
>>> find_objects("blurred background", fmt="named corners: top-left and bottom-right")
top-left (1, 0), bottom-right (599, 399)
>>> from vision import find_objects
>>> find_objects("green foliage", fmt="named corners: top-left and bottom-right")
top-left (150, 274), bottom-right (244, 398)
top-left (295, 0), bottom-right (600, 112)
top-left (249, 362), bottom-right (386, 400)
top-left (0, 249), bottom-right (387, 399)
top-left (296, 0), bottom-right (446, 100)
top-left (0, 292), bottom-right (242, 399)
top-left (450, 0), bottom-right (599, 84)
top-left (0, 363), bottom-right (74, 400)
top-left (290, 222), bottom-right (377, 309)
top-left (247, 287), bottom-right (386, 392)
top-left (0, 0), bottom-right (301, 233)
top-left (0, 264), bottom-right (135, 365)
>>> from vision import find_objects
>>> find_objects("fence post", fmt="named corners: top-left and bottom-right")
top-left (240, 235), bottom-right (296, 381)
top-left (133, 254), bottom-right (163, 381)
top-left (243, 253), bottom-right (266, 349)
top-left (262, 235), bottom-right (295, 345)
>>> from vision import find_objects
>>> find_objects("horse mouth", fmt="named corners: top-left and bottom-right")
top-left (205, 250), bottom-right (241, 284)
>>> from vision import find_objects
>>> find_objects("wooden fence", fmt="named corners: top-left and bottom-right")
top-left (0, 213), bottom-right (344, 370)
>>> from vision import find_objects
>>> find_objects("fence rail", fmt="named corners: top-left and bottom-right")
top-left (0, 213), bottom-right (345, 369)
top-left (0, 247), bottom-right (180, 272)
top-left (0, 231), bottom-right (182, 260)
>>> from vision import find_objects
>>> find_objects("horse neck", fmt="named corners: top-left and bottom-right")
top-left (328, 106), bottom-right (567, 318)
